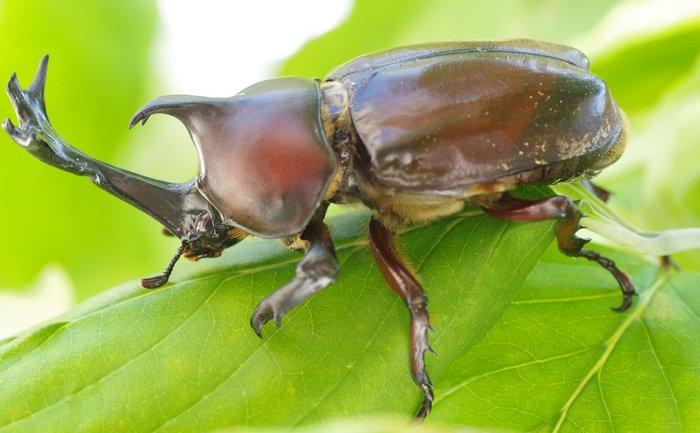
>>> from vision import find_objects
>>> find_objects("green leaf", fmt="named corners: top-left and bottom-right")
top-left (216, 417), bottom-right (489, 433)
top-left (3, 208), bottom-right (698, 433)
top-left (0, 209), bottom-right (553, 432)
top-left (427, 244), bottom-right (700, 432)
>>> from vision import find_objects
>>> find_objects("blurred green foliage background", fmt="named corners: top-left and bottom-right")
top-left (1, 0), bottom-right (699, 301)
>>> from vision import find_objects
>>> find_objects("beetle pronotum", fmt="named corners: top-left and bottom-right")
top-left (4, 40), bottom-right (632, 417)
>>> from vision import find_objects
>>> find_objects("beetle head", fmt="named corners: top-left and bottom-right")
top-left (179, 211), bottom-right (243, 260)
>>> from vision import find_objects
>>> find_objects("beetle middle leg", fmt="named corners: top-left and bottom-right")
top-left (368, 217), bottom-right (434, 418)
top-left (250, 218), bottom-right (339, 336)
top-left (482, 193), bottom-right (636, 311)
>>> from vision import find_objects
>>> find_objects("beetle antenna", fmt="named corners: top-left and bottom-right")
top-left (141, 241), bottom-right (187, 289)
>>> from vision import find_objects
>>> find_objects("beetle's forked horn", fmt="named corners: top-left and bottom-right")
top-left (3, 56), bottom-right (214, 242)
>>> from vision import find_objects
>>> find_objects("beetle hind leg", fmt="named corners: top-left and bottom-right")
top-left (483, 194), bottom-right (636, 311)
top-left (368, 217), bottom-right (435, 418)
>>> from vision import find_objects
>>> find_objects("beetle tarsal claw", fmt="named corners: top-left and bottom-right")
top-left (249, 274), bottom-right (335, 336)
top-left (249, 316), bottom-right (266, 338)
top-left (249, 288), bottom-right (295, 336)
top-left (578, 250), bottom-right (636, 312)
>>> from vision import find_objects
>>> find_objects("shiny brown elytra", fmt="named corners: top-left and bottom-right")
top-left (4, 40), bottom-right (632, 418)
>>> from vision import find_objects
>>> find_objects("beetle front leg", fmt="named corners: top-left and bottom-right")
top-left (250, 219), bottom-right (338, 336)
top-left (368, 217), bottom-right (434, 419)
top-left (482, 194), bottom-right (636, 311)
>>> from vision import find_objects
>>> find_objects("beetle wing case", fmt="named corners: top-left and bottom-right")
top-left (326, 40), bottom-right (622, 195)
top-left (326, 40), bottom-right (591, 78)
top-left (131, 77), bottom-right (337, 238)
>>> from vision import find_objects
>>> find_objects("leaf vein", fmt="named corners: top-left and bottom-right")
top-left (551, 271), bottom-right (669, 433)
top-left (436, 346), bottom-right (595, 403)
top-left (640, 318), bottom-right (682, 431)
top-left (150, 246), bottom-right (369, 432)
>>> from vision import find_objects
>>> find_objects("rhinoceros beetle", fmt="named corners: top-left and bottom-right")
top-left (4, 40), bottom-right (632, 418)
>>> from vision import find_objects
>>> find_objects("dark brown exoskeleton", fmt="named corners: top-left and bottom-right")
top-left (4, 40), bottom-right (631, 418)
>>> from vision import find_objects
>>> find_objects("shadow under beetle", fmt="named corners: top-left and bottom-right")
top-left (4, 40), bottom-right (634, 418)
